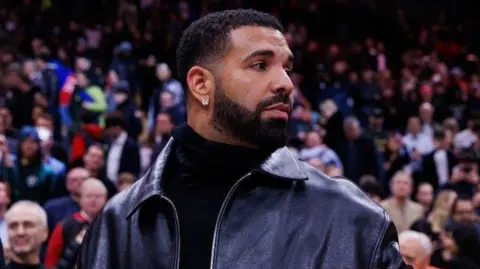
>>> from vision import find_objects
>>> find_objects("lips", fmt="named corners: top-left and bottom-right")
top-left (264, 103), bottom-right (291, 113)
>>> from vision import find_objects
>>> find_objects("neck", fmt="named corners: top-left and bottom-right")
top-left (0, 205), bottom-right (7, 217)
top-left (394, 196), bottom-right (407, 205)
top-left (11, 252), bottom-right (40, 265)
top-left (80, 210), bottom-right (93, 222)
top-left (187, 119), bottom-right (255, 148)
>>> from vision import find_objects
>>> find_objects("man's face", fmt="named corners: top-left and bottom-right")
top-left (210, 26), bottom-right (294, 150)
top-left (453, 199), bottom-right (476, 224)
top-left (408, 118), bottom-right (421, 134)
top-left (392, 175), bottom-right (412, 198)
top-left (7, 206), bottom-right (47, 256)
top-left (399, 239), bottom-right (429, 269)
top-left (80, 184), bottom-right (107, 217)
top-left (416, 184), bottom-right (433, 208)
top-left (156, 114), bottom-right (173, 135)
top-left (66, 169), bottom-right (89, 196)
top-left (84, 147), bottom-right (104, 170)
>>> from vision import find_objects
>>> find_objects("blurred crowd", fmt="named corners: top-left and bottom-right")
top-left (0, 0), bottom-right (479, 269)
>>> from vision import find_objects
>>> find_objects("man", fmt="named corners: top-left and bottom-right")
top-left (111, 81), bottom-right (142, 139)
top-left (150, 113), bottom-right (174, 164)
top-left (334, 116), bottom-right (382, 183)
top-left (81, 144), bottom-right (116, 198)
top-left (421, 127), bottom-right (457, 192)
top-left (415, 183), bottom-right (434, 213)
top-left (5, 201), bottom-right (48, 268)
top-left (381, 172), bottom-right (425, 233)
top-left (298, 131), bottom-right (342, 169)
top-left (45, 178), bottom-right (107, 268)
top-left (77, 9), bottom-right (410, 269)
top-left (43, 168), bottom-right (89, 231)
top-left (398, 230), bottom-right (439, 269)
top-left (104, 112), bottom-right (140, 182)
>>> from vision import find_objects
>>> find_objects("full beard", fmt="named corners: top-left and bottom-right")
top-left (210, 85), bottom-right (291, 151)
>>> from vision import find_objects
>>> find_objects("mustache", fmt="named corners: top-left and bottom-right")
top-left (257, 93), bottom-right (292, 111)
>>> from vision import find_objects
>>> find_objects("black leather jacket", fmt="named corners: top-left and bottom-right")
top-left (77, 140), bottom-right (411, 269)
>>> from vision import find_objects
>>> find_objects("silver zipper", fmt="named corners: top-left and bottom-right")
top-left (209, 172), bottom-right (253, 269)
top-left (161, 196), bottom-right (181, 269)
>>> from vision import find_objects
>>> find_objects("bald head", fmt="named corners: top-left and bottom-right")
top-left (80, 178), bottom-right (108, 218)
top-left (399, 230), bottom-right (432, 269)
top-left (80, 178), bottom-right (107, 196)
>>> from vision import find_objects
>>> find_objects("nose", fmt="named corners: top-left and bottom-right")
top-left (271, 69), bottom-right (294, 96)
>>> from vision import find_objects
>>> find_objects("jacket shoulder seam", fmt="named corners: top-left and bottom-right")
top-left (368, 210), bottom-right (389, 269)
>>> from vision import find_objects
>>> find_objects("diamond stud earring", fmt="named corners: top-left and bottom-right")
top-left (201, 98), bottom-right (209, 106)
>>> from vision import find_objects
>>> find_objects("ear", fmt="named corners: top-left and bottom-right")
top-left (186, 66), bottom-right (214, 106)
top-left (42, 227), bottom-right (49, 243)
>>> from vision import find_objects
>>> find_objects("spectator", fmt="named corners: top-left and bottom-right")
top-left (149, 113), bottom-right (174, 165)
top-left (116, 172), bottom-right (135, 192)
top-left (450, 196), bottom-right (478, 227)
top-left (334, 116), bottom-right (382, 183)
top-left (104, 112), bottom-right (140, 184)
top-left (421, 127), bottom-right (457, 191)
top-left (34, 113), bottom-right (67, 171)
top-left (359, 177), bottom-right (384, 203)
top-left (0, 127), bottom-right (59, 205)
top-left (411, 190), bottom-right (458, 246)
top-left (4, 201), bottom-right (48, 268)
top-left (381, 171), bottom-right (425, 233)
top-left (155, 63), bottom-right (184, 106)
top-left (403, 117), bottom-right (435, 159)
top-left (43, 168), bottom-right (89, 231)
top-left (45, 178), bottom-right (107, 268)
top-left (445, 150), bottom-right (479, 197)
top-left (111, 81), bottom-right (142, 139)
top-left (398, 230), bottom-right (438, 269)
top-left (454, 116), bottom-right (479, 152)
top-left (299, 130), bottom-right (342, 169)
top-left (0, 182), bottom-right (10, 246)
top-left (431, 223), bottom-right (480, 269)
top-left (416, 183), bottom-right (434, 213)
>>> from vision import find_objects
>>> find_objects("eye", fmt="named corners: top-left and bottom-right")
top-left (250, 61), bottom-right (268, 71)
top-left (285, 68), bottom-right (293, 76)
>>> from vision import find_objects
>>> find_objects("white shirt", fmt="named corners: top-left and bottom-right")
top-left (454, 129), bottom-right (477, 151)
top-left (433, 149), bottom-right (449, 186)
top-left (403, 132), bottom-right (434, 155)
top-left (107, 132), bottom-right (128, 183)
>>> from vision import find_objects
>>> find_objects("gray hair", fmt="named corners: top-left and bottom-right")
top-left (5, 200), bottom-right (48, 228)
top-left (398, 230), bottom-right (433, 255)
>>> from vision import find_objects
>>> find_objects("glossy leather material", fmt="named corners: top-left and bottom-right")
top-left (77, 139), bottom-right (412, 269)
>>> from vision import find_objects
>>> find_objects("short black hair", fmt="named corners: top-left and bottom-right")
top-left (105, 111), bottom-right (126, 130)
top-left (176, 9), bottom-right (284, 82)
top-left (433, 127), bottom-right (446, 141)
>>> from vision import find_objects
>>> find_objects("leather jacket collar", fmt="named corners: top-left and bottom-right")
top-left (126, 138), bottom-right (308, 218)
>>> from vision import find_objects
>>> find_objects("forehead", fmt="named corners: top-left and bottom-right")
top-left (228, 26), bottom-right (291, 58)
top-left (8, 206), bottom-right (42, 223)
top-left (82, 183), bottom-right (106, 195)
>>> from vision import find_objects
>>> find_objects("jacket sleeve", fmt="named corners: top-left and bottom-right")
top-left (371, 216), bottom-right (413, 269)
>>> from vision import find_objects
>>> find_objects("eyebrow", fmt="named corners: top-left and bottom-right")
top-left (244, 49), bottom-right (294, 66)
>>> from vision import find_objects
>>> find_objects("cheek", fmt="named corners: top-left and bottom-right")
top-left (222, 70), bottom-right (266, 110)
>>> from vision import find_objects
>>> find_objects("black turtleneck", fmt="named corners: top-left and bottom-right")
top-left (6, 262), bottom-right (44, 269)
top-left (163, 124), bottom-right (270, 269)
